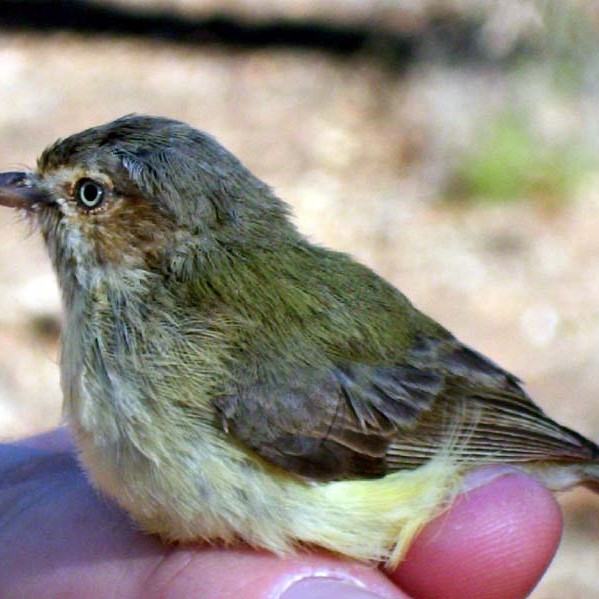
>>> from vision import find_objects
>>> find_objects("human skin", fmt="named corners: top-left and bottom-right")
top-left (0, 429), bottom-right (562, 599)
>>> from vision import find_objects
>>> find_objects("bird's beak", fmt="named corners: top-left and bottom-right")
top-left (0, 171), bottom-right (52, 210)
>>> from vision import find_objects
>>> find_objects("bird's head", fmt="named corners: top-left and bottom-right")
top-left (0, 115), bottom-right (294, 293)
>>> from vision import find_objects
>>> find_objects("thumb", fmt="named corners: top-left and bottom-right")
top-left (391, 467), bottom-right (563, 599)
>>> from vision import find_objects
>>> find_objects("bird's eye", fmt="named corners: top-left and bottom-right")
top-left (75, 178), bottom-right (105, 209)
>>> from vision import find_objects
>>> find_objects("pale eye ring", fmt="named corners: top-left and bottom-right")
top-left (76, 178), bottom-right (105, 209)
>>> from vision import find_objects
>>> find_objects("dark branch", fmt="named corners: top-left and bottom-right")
top-left (0, 0), bottom-right (532, 69)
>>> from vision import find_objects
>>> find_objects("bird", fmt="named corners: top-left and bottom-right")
top-left (0, 114), bottom-right (597, 566)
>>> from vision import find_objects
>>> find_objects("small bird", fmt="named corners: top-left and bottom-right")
top-left (0, 115), bottom-right (597, 566)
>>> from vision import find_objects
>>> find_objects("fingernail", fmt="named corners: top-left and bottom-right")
top-left (461, 465), bottom-right (522, 492)
top-left (279, 578), bottom-right (386, 599)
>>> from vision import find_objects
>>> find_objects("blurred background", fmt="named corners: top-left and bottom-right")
top-left (0, 0), bottom-right (598, 595)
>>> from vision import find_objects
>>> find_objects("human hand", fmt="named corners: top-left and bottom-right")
top-left (0, 429), bottom-right (561, 599)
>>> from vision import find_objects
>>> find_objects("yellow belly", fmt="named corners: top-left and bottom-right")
top-left (73, 422), bottom-right (461, 567)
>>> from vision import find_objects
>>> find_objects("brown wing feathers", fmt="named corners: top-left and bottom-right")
top-left (216, 334), bottom-right (599, 481)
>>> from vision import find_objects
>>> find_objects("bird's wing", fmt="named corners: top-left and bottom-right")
top-left (215, 334), bottom-right (598, 481)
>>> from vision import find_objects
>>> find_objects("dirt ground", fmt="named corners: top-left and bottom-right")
top-left (0, 5), bottom-right (598, 595)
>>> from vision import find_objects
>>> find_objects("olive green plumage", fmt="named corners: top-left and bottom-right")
top-left (0, 115), bottom-right (597, 563)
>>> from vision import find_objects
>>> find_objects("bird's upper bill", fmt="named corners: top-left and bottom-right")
top-left (0, 171), bottom-right (51, 210)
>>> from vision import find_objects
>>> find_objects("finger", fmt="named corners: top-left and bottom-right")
top-left (0, 428), bottom-right (75, 479)
top-left (9, 427), bottom-right (75, 452)
top-left (390, 468), bottom-right (563, 599)
top-left (0, 444), bottom-right (165, 599)
top-left (139, 546), bottom-right (409, 599)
